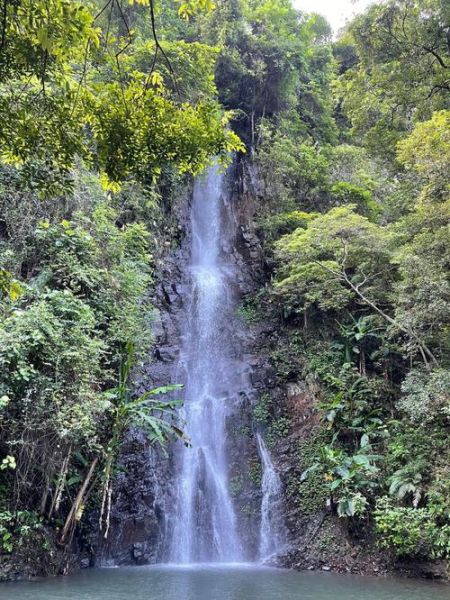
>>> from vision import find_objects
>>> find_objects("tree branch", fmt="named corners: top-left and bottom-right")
top-left (340, 269), bottom-right (437, 369)
top-left (423, 45), bottom-right (449, 69)
top-left (148, 0), bottom-right (180, 97)
top-left (313, 259), bottom-right (438, 369)
top-left (0, 0), bottom-right (8, 53)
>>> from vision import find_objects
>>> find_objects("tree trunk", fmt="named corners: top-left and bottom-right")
top-left (59, 456), bottom-right (98, 546)
top-left (48, 448), bottom-right (71, 520)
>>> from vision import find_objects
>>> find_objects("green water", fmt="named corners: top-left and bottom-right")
top-left (2, 564), bottom-right (449, 600)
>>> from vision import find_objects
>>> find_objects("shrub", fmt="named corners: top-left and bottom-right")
top-left (374, 497), bottom-right (450, 559)
top-left (399, 368), bottom-right (450, 424)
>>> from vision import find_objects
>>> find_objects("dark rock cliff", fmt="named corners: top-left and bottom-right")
top-left (98, 160), bottom-right (269, 565)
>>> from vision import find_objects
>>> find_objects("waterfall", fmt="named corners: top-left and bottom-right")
top-left (256, 433), bottom-right (286, 560)
top-left (168, 165), bottom-right (243, 564)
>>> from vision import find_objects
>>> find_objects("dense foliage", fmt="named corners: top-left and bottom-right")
top-left (0, 0), bottom-right (449, 574)
top-left (0, 0), bottom-right (238, 563)
top-left (224, 0), bottom-right (450, 563)
top-left (0, 0), bottom-right (242, 196)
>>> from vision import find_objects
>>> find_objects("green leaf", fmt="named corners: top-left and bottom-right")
top-left (353, 455), bottom-right (370, 467)
top-left (335, 466), bottom-right (350, 479)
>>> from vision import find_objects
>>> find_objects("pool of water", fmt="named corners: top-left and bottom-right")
top-left (2, 564), bottom-right (449, 600)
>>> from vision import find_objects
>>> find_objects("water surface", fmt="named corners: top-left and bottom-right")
top-left (2, 564), bottom-right (450, 600)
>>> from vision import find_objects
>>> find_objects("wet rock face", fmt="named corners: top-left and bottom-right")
top-left (97, 429), bottom-right (171, 565)
top-left (95, 190), bottom-right (191, 567)
top-left (101, 161), bottom-right (268, 565)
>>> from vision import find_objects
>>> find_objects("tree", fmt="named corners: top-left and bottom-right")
top-left (397, 110), bottom-right (450, 201)
top-left (338, 0), bottom-right (450, 156)
top-left (274, 206), bottom-right (393, 313)
top-left (201, 0), bottom-right (336, 146)
top-left (0, 0), bottom-right (243, 196)
top-left (393, 204), bottom-right (450, 362)
top-left (274, 206), bottom-right (438, 366)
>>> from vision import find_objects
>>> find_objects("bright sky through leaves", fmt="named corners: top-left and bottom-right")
top-left (294, 0), bottom-right (375, 31)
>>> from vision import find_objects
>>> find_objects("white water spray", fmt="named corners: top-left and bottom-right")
top-left (168, 166), bottom-right (242, 564)
top-left (256, 433), bottom-right (286, 560)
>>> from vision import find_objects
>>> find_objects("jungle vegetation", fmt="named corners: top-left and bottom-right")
top-left (0, 0), bottom-right (449, 570)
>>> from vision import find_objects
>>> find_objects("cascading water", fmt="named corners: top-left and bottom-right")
top-left (256, 433), bottom-right (287, 560)
top-left (168, 165), bottom-right (243, 564)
